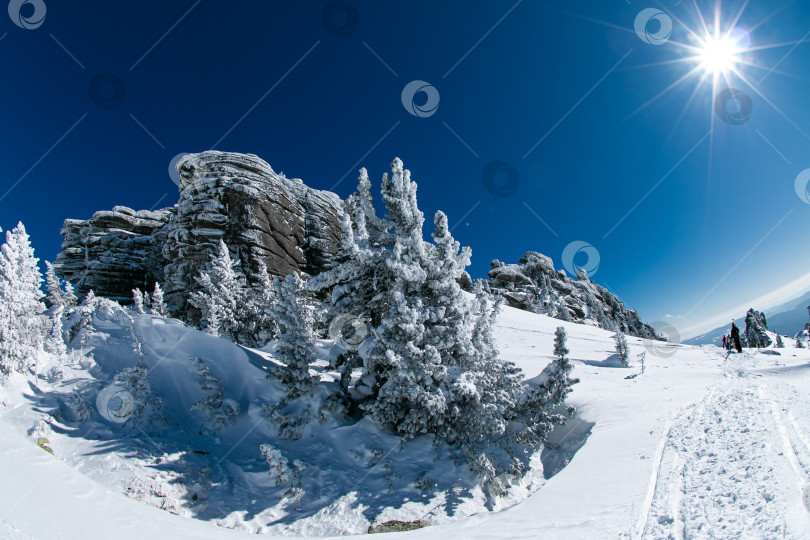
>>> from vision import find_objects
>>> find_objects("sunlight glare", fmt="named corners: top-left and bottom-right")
top-left (697, 35), bottom-right (741, 75)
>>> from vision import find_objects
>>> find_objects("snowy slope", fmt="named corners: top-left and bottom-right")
top-left (3, 305), bottom-right (810, 539)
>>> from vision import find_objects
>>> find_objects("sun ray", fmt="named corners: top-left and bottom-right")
top-left (623, 66), bottom-right (705, 121)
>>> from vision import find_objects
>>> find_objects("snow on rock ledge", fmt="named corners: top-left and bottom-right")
top-left (54, 151), bottom-right (344, 311)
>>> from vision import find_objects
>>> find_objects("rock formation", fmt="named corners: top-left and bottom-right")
top-left (55, 206), bottom-right (173, 303)
top-left (744, 308), bottom-right (771, 348)
top-left (483, 252), bottom-right (657, 339)
top-left (54, 151), bottom-right (344, 311)
top-left (54, 152), bottom-right (658, 337)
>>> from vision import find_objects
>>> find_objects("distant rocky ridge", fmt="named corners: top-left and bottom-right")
top-left (54, 151), bottom-right (657, 336)
top-left (483, 253), bottom-right (658, 339)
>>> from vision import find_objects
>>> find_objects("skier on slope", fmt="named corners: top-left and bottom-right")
top-left (730, 320), bottom-right (742, 353)
top-left (722, 335), bottom-right (727, 350)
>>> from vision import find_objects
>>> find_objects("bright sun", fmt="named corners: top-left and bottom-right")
top-left (697, 35), bottom-right (741, 75)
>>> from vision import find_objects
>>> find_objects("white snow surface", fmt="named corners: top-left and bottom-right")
top-left (2, 305), bottom-right (810, 539)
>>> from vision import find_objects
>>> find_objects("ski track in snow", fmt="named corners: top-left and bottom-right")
top-left (640, 352), bottom-right (810, 540)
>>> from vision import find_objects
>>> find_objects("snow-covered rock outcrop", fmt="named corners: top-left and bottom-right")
top-left (484, 252), bottom-right (657, 339)
top-left (54, 151), bottom-right (344, 310)
top-left (54, 206), bottom-right (174, 302)
top-left (54, 153), bottom-right (656, 336)
top-left (162, 151), bottom-right (343, 311)
top-left (744, 308), bottom-right (771, 348)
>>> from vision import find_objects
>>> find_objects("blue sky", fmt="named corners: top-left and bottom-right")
top-left (1, 0), bottom-right (810, 339)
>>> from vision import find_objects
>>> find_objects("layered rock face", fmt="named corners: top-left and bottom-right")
top-left (484, 252), bottom-right (658, 339)
top-left (55, 206), bottom-right (173, 302)
top-left (162, 151), bottom-right (343, 310)
top-left (54, 151), bottom-right (344, 310)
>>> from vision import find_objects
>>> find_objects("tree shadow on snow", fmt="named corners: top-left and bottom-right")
top-left (581, 354), bottom-right (628, 369)
top-left (540, 409), bottom-right (595, 479)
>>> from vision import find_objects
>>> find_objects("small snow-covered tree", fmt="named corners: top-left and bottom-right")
top-left (189, 357), bottom-right (239, 432)
top-left (189, 240), bottom-right (254, 344)
top-left (776, 334), bottom-right (784, 348)
top-left (44, 261), bottom-right (64, 308)
top-left (112, 360), bottom-right (163, 427)
top-left (614, 332), bottom-right (629, 367)
top-left (132, 289), bottom-right (146, 315)
top-left (252, 259), bottom-right (278, 343)
top-left (272, 273), bottom-right (318, 399)
top-left (259, 444), bottom-right (292, 486)
top-left (62, 280), bottom-right (77, 308)
top-left (547, 327), bottom-right (578, 407)
top-left (0, 223), bottom-right (46, 376)
top-left (797, 338), bottom-right (805, 349)
top-left (151, 283), bottom-right (166, 316)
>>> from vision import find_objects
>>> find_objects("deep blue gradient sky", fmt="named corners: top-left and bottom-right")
top-left (2, 0), bottom-right (810, 338)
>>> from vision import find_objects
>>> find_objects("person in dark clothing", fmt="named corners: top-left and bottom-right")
top-left (731, 321), bottom-right (742, 353)
top-left (722, 335), bottom-right (727, 350)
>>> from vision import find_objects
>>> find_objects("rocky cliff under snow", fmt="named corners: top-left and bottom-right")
top-left (54, 152), bottom-right (344, 311)
top-left (54, 151), bottom-right (655, 336)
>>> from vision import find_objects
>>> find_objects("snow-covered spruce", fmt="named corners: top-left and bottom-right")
top-left (0, 223), bottom-right (69, 379)
top-left (189, 240), bottom-right (257, 346)
top-left (188, 240), bottom-right (278, 347)
top-left (614, 331), bottom-right (629, 367)
top-left (547, 327), bottom-right (579, 411)
top-left (132, 288), bottom-right (146, 315)
top-left (189, 357), bottom-right (240, 433)
top-left (270, 273), bottom-right (318, 400)
top-left (308, 159), bottom-right (576, 478)
top-left (151, 283), bottom-right (166, 317)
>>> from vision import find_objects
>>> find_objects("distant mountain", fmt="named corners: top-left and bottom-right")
top-left (766, 291), bottom-right (810, 337)
top-left (684, 319), bottom-right (743, 346)
top-left (684, 290), bottom-right (810, 346)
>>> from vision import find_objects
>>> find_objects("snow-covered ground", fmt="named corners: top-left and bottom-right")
top-left (2, 304), bottom-right (810, 539)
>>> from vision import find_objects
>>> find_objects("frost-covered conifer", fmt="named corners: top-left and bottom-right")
top-left (614, 332), bottom-right (629, 367)
top-left (259, 444), bottom-right (291, 486)
top-left (272, 274), bottom-right (317, 399)
top-left (151, 283), bottom-right (166, 317)
top-left (189, 357), bottom-right (239, 432)
top-left (775, 334), bottom-right (784, 348)
top-left (113, 360), bottom-right (163, 427)
top-left (252, 259), bottom-right (278, 343)
top-left (132, 289), bottom-right (146, 315)
top-left (44, 261), bottom-right (64, 308)
top-left (309, 159), bottom-right (529, 454)
top-left (547, 327), bottom-right (578, 407)
top-left (62, 280), bottom-right (77, 308)
top-left (189, 240), bottom-right (253, 344)
top-left (0, 223), bottom-right (46, 376)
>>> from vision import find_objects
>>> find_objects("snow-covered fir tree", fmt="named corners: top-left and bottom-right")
top-left (189, 357), bottom-right (240, 432)
top-left (62, 280), bottom-right (77, 308)
top-left (776, 334), bottom-right (784, 348)
top-left (614, 332), bottom-right (629, 367)
top-left (253, 259), bottom-right (278, 343)
top-left (309, 159), bottom-right (548, 467)
top-left (0, 223), bottom-right (46, 376)
top-left (132, 288), bottom-right (146, 315)
top-left (151, 283), bottom-right (166, 316)
top-left (44, 261), bottom-right (65, 308)
top-left (547, 327), bottom-right (579, 408)
top-left (113, 361), bottom-right (162, 427)
top-left (189, 240), bottom-right (255, 345)
top-left (272, 273), bottom-right (318, 400)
